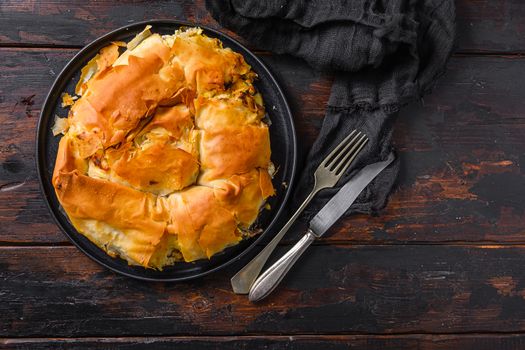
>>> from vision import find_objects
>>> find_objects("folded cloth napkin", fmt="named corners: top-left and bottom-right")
top-left (206, 0), bottom-right (455, 219)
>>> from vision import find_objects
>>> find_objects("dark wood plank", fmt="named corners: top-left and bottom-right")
top-left (4, 334), bottom-right (525, 350)
top-left (456, 0), bottom-right (525, 53)
top-left (4, 245), bottom-right (525, 336)
top-left (0, 0), bottom-right (524, 53)
top-left (0, 48), bottom-right (76, 243)
top-left (0, 0), bottom-right (230, 47)
top-left (1, 48), bottom-right (525, 244)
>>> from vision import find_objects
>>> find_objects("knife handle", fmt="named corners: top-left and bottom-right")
top-left (231, 187), bottom-right (320, 294)
top-left (248, 229), bottom-right (316, 302)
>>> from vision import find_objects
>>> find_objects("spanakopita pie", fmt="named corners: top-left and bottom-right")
top-left (52, 27), bottom-right (274, 269)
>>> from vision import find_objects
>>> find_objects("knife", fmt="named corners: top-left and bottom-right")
top-left (248, 152), bottom-right (395, 302)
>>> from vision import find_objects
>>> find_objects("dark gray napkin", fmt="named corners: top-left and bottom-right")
top-left (206, 0), bottom-right (456, 219)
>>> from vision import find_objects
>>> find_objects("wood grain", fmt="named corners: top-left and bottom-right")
top-left (1, 49), bottom-right (525, 244)
top-left (4, 245), bottom-right (525, 336)
top-left (2, 0), bottom-right (525, 345)
top-left (4, 334), bottom-right (525, 350)
top-left (0, 0), bottom-right (524, 53)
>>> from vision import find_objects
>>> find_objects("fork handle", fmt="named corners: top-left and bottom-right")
top-left (249, 229), bottom-right (316, 302)
top-left (230, 187), bottom-right (319, 294)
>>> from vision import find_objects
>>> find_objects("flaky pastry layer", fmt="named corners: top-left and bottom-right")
top-left (52, 27), bottom-right (274, 269)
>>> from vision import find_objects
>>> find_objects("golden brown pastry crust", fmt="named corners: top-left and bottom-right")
top-left (52, 28), bottom-right (274, 268)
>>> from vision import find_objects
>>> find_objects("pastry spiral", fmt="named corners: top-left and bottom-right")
top-left (52, 27), bottom-right (274, 269)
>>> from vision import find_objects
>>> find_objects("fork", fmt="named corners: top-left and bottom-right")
top-left (231, 130), bottom-right (368, 294)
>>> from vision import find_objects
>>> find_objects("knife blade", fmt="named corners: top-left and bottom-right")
top-left (309, 152), bottom-right (395, 237)
top-left (248, 152), bottom-right (395, 302)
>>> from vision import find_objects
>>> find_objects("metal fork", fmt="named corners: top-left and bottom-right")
top-left (231, 130), bottom-right (368, 294)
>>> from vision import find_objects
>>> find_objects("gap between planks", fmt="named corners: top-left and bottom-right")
top-left (7, 331), bottom-right (525, 341)
top-left (2, 43), bottom-right (525, 58)
top-left (4, 242), bottom-right (525, 248)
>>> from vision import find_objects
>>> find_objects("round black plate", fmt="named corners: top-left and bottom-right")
top-left (36, 20), bottom-right (297, 281)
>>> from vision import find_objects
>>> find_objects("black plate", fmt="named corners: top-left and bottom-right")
top-left (36, 20), bottom-right (297, 281)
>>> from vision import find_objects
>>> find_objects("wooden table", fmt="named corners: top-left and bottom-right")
top-left (2, 1), bottom-right (525, 349)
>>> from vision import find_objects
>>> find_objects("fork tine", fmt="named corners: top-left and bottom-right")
top-left (322, 130), bottom-right (359, 168)
top-left (326, 131), bottom-right (362, 170)
top-left (334, 135), bottom-right (368, 176)
top-left (322, 130), bottom-right (358, 168)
